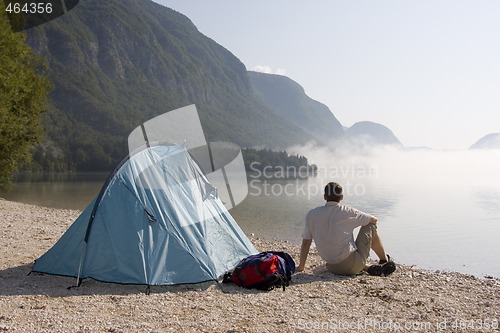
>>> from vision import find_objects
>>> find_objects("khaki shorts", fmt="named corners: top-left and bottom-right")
top-left (326, 224), bottom-right (377, 275)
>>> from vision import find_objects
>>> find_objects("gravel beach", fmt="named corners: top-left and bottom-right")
top-left (0, 198), bottom-right (499, 332)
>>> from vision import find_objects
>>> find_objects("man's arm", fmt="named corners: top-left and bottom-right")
top-left (296, 239), bottom-right (312, 272)
top-left (369, 216), bottom-right (378, 225)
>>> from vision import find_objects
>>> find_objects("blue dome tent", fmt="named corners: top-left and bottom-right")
top-left (32, 144), bottom-right (256, 286)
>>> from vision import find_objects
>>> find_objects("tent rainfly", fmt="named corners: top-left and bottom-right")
top-left (32, 144), bottom-right (257, 286)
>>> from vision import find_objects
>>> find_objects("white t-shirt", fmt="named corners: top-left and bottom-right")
top-left (302, 201), bottom-right (375, 264)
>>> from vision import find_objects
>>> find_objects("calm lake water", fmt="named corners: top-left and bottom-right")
top-left (3, 149), bottom-right (500, 278)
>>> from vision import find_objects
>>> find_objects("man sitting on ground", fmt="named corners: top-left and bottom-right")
top-left (297, 182), bottom-right (396, 276)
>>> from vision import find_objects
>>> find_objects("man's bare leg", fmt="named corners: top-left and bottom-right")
top-left (370, 231), bottom-right (388, 262)
top-left (362, 231), bottom-right (389, 271)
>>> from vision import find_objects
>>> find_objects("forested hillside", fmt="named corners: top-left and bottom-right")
top-left (26, 0), bottom-right (315, 171)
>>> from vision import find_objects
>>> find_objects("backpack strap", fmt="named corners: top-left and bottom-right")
top-left (222, 271), bottom-right (233, 284)
top-left (250, 272), bottom-right (287, 291)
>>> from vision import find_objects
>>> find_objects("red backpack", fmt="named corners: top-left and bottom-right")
top-left (224, 251), bottom-right (296, 291)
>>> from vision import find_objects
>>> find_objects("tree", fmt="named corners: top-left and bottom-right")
top-left (0, 6), bottom-right (50, 190)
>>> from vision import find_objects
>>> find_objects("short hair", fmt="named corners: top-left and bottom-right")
top-left (324, 182), bottom-right (343, 202)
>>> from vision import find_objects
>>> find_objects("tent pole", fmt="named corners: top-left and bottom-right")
top-left (76, 242), bottom-right (87, 287)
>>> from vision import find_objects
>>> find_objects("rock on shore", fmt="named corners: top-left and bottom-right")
top-left (0, 199), bottom-right (498, 332)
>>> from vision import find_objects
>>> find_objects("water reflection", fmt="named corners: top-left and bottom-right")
top-left (474, 187), bottom-right (500, 217)
top-left (2, 173), bottom-right (107, 210)
top-left (11, 172), bottom-right (108, 183)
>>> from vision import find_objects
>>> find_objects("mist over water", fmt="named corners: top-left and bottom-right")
top-left (287, 142), bottom-right (500, 278)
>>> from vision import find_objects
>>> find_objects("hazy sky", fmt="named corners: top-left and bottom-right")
top-left (153, 1), bottom-right (500, 150)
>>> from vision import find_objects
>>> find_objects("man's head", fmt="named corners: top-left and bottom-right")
top-left (324, 182), bottom-right (343, 202)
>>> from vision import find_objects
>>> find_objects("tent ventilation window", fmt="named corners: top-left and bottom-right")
top-left (144, 209), bottom-right (157, 223)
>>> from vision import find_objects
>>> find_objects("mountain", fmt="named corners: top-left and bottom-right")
top-left (247, 72), bottom-right (344, 145)
top-left (26, 0), bottom-right (314, 171)
top-left (469, 133), bottom-right (500, 150)
top-left (345, 121), bottom-right (403, 146)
